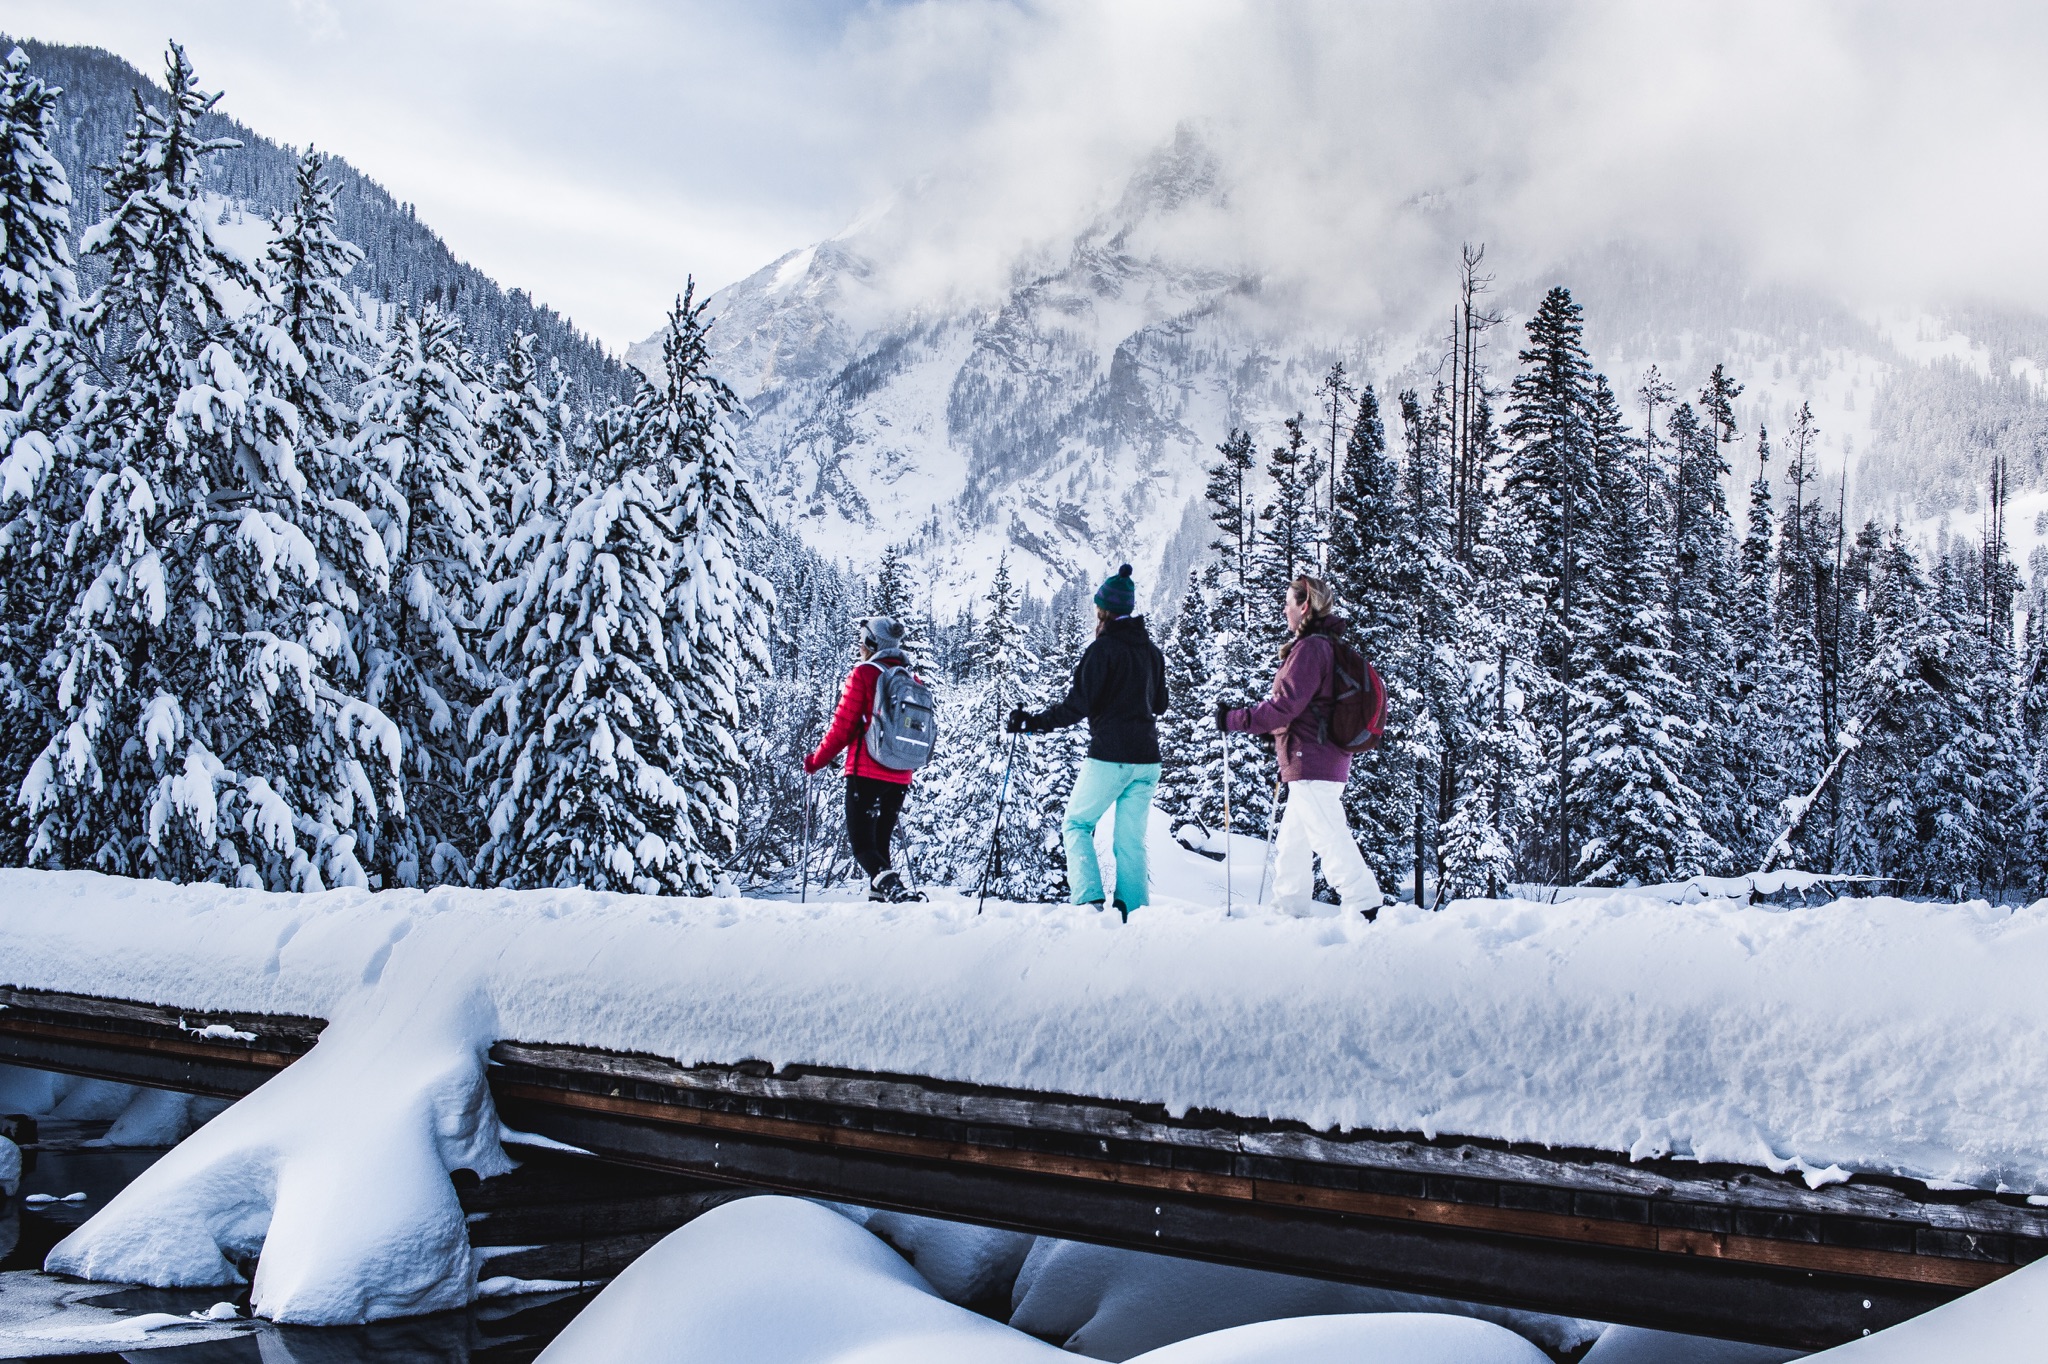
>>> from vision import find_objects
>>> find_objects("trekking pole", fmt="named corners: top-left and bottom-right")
top-left (1256, 778), bottom-right (1283, 905)
top-left (977, 729), bottom-right (1022, 915)
top-left (800, 770), bottom-right (812, 903)
top-left (1221, 730), bottom-right (1233, 916)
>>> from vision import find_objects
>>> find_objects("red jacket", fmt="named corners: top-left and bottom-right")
top-left (805, 658), bottom-right (916, 785)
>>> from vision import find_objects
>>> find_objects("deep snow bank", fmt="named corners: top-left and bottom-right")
top-left (3, 863), bottom-right (2047, 1192)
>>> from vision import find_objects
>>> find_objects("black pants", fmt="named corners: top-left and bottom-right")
top-left (846, 775), bottom-right (908, 879)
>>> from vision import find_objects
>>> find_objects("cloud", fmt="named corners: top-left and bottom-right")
top-left (13, 1), bottom-right (2048, 344)
top-left (824, 0), bottom-right (2048, 327)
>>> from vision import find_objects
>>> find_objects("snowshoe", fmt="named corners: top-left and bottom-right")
top-left (1172, 818), bottom-right (1225, 863)
top-left (870, 869), bottom-right (926, 904)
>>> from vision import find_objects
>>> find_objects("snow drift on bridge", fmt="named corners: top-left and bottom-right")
top-left (0, 852), bottom-right (2043, 1201)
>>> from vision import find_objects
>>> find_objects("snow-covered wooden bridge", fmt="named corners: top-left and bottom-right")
top-left (1, 981), bottom-right (2039, 1350)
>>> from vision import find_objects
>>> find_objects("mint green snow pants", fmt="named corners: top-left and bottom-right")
top-left (1062, 758), bottom-right (1160, 909)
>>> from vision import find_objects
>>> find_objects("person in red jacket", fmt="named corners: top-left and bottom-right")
top-left (803, 616), bottom-right (927, 903)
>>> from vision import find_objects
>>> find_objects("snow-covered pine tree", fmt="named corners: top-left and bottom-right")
top-left (639, 285), bottom-right (773, 891)
top-left (1253, 413), bottom-right (1323, 645)
top-left (1902, 538), bottom-right (2023, 898)
top-left (0, 46), bottom-right (83, 861)
top-left (732, 523), bottom-right (864, 885)
top-left (1390, 387), bottom-right (1474, 905)
top-left (1834, 525), bottom-right (1940, 882)
top-left (909, 556), bottom-right (1056, 898)
top-left (1440, 532), bottom-right (1542, 899)
top-left (1015, 601), bottom-right (1088, 900)
top-left (480, 331), bottom-right (570, 498)
top-left (1313, 360), bottom-right (1355, 567)
top-left (1569, 382), bottom-right (1708, 886)
top-left (1326, 384), bottom-right (1408, 885)
top-left (868, 542), bottom-right (934, 659)
top-left (471, 450), bottom-right (706, 892)
top-left (2019, 551), bottom-right (2048, 894)
top-left (1663, 385), bottom-right (1742, 866)
top-left (1155, 566), bottom-right (1215, 826)
top-left (353, 305), bottom-right (494, 885)
top-left (24, 45), bottom-right (399, 889)
top-left (1774, 403), bottom-right (1849, 867)
top-left (1719, 426), bottom-right (1803, 866)
top-left (1204, 427), bottom-right (1273, 837)
top-left (1206, 427), bottom-right (1256, 619)
top-left (1440, 393), bottom-right (1541, 900)
top-left (1503, 285), bottom-right (1600, 882)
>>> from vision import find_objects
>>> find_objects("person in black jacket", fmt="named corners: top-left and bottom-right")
top-left (1008, 564), bottom-right (1169, 920)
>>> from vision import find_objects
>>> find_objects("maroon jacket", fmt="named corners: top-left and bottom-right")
top-left (1224, 622), bottom-right (1353, 784)
top-left (804, 655), bottom-right (916, 785)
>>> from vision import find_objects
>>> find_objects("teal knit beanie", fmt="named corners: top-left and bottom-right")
top-left (1094, 563), bottom-right (1136, 615)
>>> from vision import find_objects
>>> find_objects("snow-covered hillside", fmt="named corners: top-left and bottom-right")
top-left (639, 128), bottom-right (2048, 600)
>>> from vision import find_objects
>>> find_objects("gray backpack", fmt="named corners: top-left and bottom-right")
top-left (863, 660), bottom-right (938, 771)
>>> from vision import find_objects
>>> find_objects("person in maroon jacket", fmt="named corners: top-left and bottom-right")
top-left (803, 616), bottom-right (927, 902)
top-left (1218, 575), bottom-right (1383, 915)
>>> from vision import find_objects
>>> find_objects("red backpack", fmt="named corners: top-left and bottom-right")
top-left (1319, 638), bottom-right (1387, 753)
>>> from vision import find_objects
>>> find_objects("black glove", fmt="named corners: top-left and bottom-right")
top-left (1006, 707), bottom-right (1030, 734)
top-left (1214, 699), bottom-right (1234, 732)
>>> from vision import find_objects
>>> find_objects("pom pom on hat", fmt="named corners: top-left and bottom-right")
top-left (863, 615), bottom-right (908, 651)
top-left (1095, 564), bottom-right (1137, 615)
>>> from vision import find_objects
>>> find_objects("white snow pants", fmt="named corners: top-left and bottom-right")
top-left (1270, 780), bottom-right (1381, 915)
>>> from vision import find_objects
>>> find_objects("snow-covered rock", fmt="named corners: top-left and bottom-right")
top-left (91, 1088), bottom-right (204, 1148)
top-left (535, 1195), bottom-right (1068, 1363)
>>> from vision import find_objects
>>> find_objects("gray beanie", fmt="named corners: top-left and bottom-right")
top-left (863, 615), bottom-right (908, 652)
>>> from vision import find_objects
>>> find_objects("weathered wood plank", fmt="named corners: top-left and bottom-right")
top-left (490, 1039), bottom-right (2048, 1245)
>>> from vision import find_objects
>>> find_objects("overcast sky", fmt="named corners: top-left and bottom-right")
top-left (6, 1), bottom-right (2047, 349)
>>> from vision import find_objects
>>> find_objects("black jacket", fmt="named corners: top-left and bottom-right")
top-left (1028, 616), bottom-right (1170, 764)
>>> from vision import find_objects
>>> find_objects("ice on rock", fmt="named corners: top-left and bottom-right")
top-left (0, 1136), bottom-right (20, 1197)
top-left (46, 911), bottom-right (514, 1324)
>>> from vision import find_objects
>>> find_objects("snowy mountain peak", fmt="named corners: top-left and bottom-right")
top-left (632, 129), bottom-right (2048, 605)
